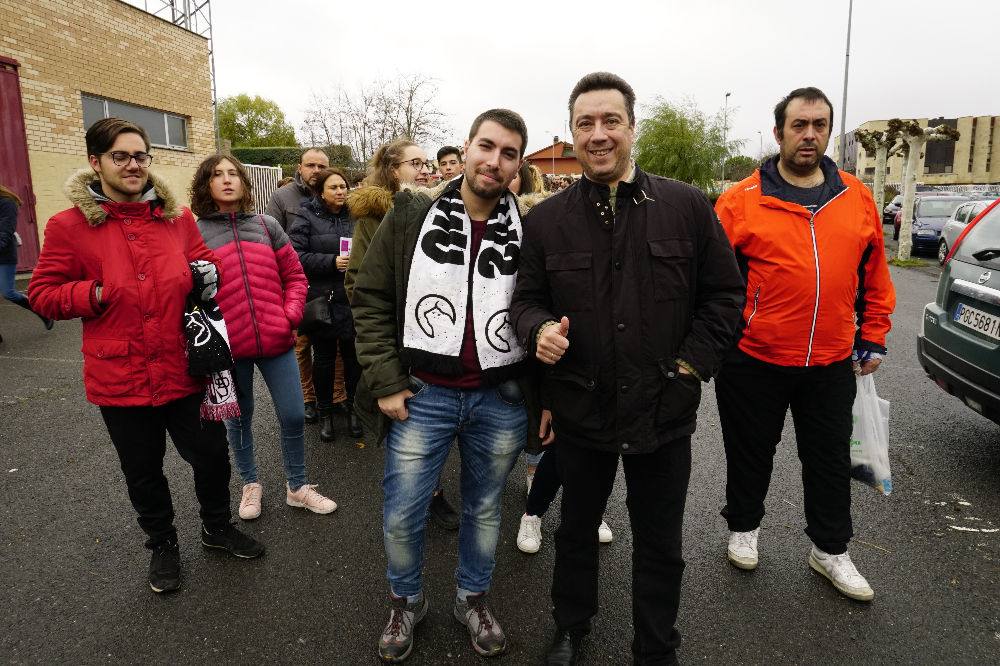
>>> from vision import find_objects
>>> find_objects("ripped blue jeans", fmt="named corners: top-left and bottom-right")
top-left (383, 377), bottom-right (526, 598)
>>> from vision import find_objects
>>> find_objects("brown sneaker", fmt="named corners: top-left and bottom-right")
top-left (378, 594), bottom-right (428, 662)
top-left (454, 592), bottom-right (506, 657)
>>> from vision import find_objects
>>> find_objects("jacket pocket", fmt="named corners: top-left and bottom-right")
top-left (654, 358), bottom-right (701, 426)
top-left (81, 337), bottom-right (133, 397)
top-left (495, 378), bottom-right (525, 407)
top-left (648, 239), bottom-right (693, 302)
top-left (545, 251), bottom-right (593, 312)
top-left (544, 364), bottom-right (603, 430)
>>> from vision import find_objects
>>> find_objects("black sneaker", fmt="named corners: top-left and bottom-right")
top-left (348, 407), bottom-right (363, 439)
top-left (429, 490), bottom-right (460, 531)
top-left (201, 524), bottom-right (265, 559)
top-left (546, 628), bottom-right (586, 665)
top-left (148, 539), bottom-right (181, 593)
top-left (304, 402), bottom-right (318, 424)
top-left (36, 312), bottom-right (54, 330)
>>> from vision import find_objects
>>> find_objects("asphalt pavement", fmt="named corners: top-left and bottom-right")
top-left (1, 244), bottom-right (998, 664)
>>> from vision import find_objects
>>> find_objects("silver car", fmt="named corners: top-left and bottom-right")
top-left (939, 198), bottom-right (998, 264)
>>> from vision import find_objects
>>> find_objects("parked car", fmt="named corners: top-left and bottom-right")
top-left (883, 194), bottom-right (903, 225)
top-left (892, 194), bottom-right (968, 253)
top-left (939, 197), bottom-right (997, 264)
top-left (918, 198), bottom-right (1000, 425)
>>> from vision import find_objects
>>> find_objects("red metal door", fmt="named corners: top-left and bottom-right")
top-left (0, 55), bottom-right (40, 271)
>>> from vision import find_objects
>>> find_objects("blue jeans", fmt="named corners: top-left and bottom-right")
top-left (383, 378), bottom-right (527, 598)
top-left (0, 263), bottom-right (28, 306)
top-left (225, 348), bottom-right (308, 490)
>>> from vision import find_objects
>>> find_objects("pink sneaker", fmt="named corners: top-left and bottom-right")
top-left (286, 484), bottom-right (338, 514)
top-left (238, 483), bottom-right (263, 520)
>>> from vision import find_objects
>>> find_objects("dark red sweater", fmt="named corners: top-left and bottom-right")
top-left (414, 219), bottom-right (486, 389)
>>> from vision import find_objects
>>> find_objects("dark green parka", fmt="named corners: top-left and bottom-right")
top-left (350, 178), bottom-right (547, 449)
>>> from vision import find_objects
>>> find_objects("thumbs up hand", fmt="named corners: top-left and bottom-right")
top-left (536, 316), bottom-right (570, 365)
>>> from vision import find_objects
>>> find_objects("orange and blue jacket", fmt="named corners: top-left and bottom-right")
top-left (715, 157), bottom-right (896, 367)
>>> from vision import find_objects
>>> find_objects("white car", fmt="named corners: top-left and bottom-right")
top-left (939, 197), bottom-right (998, 264)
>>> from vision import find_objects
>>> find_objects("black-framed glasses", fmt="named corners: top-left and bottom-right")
top-left (394, 157), bottom-right (431, 171)
top-left (104, 151), bottom-right (153, 167)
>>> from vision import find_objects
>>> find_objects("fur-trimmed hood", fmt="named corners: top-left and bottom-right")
top-left (346, 185), bottom-right (394, 223)
top-left (64, 168), bottom-right (181, 226)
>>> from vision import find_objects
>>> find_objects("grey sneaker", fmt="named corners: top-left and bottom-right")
top-left (378, 594), bottom-right (428, 663)
top-left (454, 592), bottom-right (507, 657)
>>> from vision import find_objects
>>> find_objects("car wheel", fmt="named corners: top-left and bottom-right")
top-left (938, 240), bottom-right (948, 265)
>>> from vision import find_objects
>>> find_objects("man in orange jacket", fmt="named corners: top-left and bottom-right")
top-left (714, 87), bottom-right (895, 601)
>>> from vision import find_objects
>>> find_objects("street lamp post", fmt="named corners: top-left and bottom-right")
top-left (552, 135), bottom-right (557, 177)
top-left (838, 0), bottom-right (854, 168)
top-left (758, 130), bottom-right (763, 159)
top-left (721, 92), bottom-right (732, 182)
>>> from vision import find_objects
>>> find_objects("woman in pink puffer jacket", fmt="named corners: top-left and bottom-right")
top-left (192, 154), bottom-right (337, 521)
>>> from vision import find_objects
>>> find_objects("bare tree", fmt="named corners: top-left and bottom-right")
top-left (896, 121), bottom-right (961, 260)
top-left (855, 119), bottom-right (904, 218)
top-left (299, 74), bottom-right (450, 166)
top-left (389, 74), bottom-right (449, 148)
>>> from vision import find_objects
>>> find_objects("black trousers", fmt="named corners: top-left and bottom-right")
top-left (313, 335), bottom-right (361, 410)
top-left (525, 446), bottom-right (561, 517)
top-left (552, 436), bottom-right (691, 665)
top-left (100, 392), bottom-right (232, 549)
top-left (715, 350), bottom-right (856, 554)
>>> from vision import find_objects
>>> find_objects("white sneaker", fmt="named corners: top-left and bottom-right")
top-left (598, 520), bottom-right (613, 544)
top-left (526, 473), bottom-right (534, 498)
top-left (238, 482), bottom-right (263, 520)
top-left (516, 513), bottom-right (542, 553)
top-left (809, 547), bottom-right (874, 601)
top-left (286, 483), bottom-right (338, 514)
top-left (727, 528), bottom-right (759, 570)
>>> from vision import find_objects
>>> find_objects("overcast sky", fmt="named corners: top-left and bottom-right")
top-left (210, 0), bottom-right (999, 158)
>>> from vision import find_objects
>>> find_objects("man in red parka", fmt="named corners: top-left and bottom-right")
top-left (29, 118), bottom-right (265, 594)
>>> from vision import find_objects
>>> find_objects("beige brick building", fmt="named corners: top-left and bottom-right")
top-left (833, 116), bottom-right (1000, 187)
top-left (0, 0), bottom-right (214, 266)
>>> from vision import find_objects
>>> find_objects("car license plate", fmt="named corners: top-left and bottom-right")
top-left (953, 303), bottom-right (1000, 341)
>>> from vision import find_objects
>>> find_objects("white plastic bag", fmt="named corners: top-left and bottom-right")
top-left (849, 374), bottom-right (892, 495)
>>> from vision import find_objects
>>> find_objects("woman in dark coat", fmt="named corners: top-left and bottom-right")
top-left (288, 167), bottom-right (362, 442)
top-left (0, 184), bottom-right (53, 335)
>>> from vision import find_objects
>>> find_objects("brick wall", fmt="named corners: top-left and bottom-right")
top-left (0, 0), bottom-right (214, 239)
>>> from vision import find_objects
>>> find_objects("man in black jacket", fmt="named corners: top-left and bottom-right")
top-left (511, 72), bottom-right (744, 665)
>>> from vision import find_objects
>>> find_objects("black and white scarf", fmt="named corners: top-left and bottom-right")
top-left (183, 297), bottom-right (240, 420)
top-left (402, 183), bottom-right (525, 371)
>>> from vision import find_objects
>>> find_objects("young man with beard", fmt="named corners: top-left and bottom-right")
top-left (28, 118), bottom-right (264, 594)
top-left (352, 109), bottom-right (532, 662)
top-left (714, 87), bottom-right (895, 601)
top-left (266, 148), bottom-right (332, 425)
top-left (511, 72), bottom-right (745, 665)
